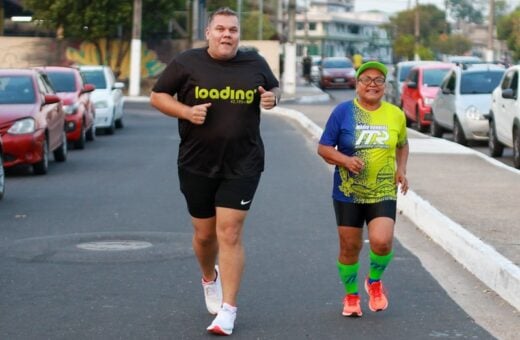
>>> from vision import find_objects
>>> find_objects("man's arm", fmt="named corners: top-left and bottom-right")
top-left (150, 91), bottom-right (211, 125)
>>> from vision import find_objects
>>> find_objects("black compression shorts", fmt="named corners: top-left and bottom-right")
top-left (178, 168), bottom-right (261, 219)
top-left (333, 200), bottom-right (396, 228)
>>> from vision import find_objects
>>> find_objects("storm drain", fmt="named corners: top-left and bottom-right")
top-left (77, 240), bottom-right (153, 251)
top-left (1, 232), bottom-right (193, 263)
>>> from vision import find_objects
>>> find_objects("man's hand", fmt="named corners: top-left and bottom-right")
top-left (185, 102), bottom-right (211, 125)
top-left (258, 86), bottom-right (277, 110)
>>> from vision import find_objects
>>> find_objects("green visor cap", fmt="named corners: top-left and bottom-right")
top-left (356, 61), bottom-right (388, 79)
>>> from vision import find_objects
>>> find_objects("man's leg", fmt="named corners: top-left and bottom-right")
top-left (192, 216), bottom-right (218, 281)
top-left (215, 207), bottom-right (247, 306)
top-left (206, 207), bottom-right (247, 335)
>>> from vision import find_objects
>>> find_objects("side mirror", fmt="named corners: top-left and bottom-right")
top-left (442, 88), bottom-right (452, 95)
top-left (43, 94), bottom-right (60, 104)
top-left (502, 88), bottom-right (517, 100)
top-left (82, 83), bottom-right (95, 93)
top-left (113, 82), bottom-right (125, 90)
top-left (407, 81), bottom-right (417, 89)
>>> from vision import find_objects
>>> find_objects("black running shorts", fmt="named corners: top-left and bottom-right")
top-left (333, 200), bottom-right (396, 228)
top-left (178, 168), bottom-right (261, 219)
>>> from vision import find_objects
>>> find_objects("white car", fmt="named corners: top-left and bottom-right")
top-left (431, 64), bottom-right (504, 145)
top-left (488, 65), bottom-right (520, 168)
top-left (79, 65), bottom-right (125, 134)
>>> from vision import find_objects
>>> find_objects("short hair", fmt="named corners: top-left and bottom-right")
top-left (208, 7), bottom-right (238, 26)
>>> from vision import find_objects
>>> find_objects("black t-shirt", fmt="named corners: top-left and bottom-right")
top-left (153, 48), bottom-right (279, 178)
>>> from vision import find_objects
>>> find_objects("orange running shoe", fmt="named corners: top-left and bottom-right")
top-left (364, 278), bottom-right (388, 312)
top-left (342, 294), bottom-right (363, 317)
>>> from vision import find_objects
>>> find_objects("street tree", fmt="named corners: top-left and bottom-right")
top-left (496, 7), bottom-right (520, 62)
top-left (386, 5), bottom-right (447, 60)
top-left (22, 0), bottom-right (184, 67)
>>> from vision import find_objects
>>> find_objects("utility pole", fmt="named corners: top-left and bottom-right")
top-left (129, 0), bottom-right (142, 96)
top-left (283, 0), bottom-right (297, 96)
top-left (414, 0), bottom-right (420, 60)
top-left (487, 0), bottom-right (495, 62)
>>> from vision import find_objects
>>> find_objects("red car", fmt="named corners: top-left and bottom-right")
top-left (36, 66), bottom-right (96, 149)
top-left (319, 57), bottom-right (356, 89)
top-left (400, 63), bottom-right (452, 132)
top-left (0, 68), bottom-right (67, 175)
top-left (0, 135), bottom-right (5, 200)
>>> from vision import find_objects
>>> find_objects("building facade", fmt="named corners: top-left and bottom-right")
top-left (294, 0), bottom-right (392, 63)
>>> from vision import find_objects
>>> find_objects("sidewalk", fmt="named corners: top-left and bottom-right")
top-left (270, 80), bottom-right (520, 312)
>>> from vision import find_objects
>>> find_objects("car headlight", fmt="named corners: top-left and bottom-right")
top-left (8, 117), bottom-right (36, 134)
top-left (63, 102), bottom-right (79, 115)
top-left (424, 97), bottom-right (435, 106)
top-left (465, 105), bottom-right (485, 120)
top-left (95, 100), bottom-right (109, 109)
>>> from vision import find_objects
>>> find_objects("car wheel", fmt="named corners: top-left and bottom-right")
top-left (115, 116), bottom-right (124, 129)
top-left (416, 108), bottom-right (428, 133)
top-left (0, 153), bottom-right (5, 200)
top-left (488, 118), bottom-right (504, 157)
top-left (53, 133), bottom-right (68, 162)
top-left (453, 117), bottom-right (467, 146)
top-left (431, 113), bottom-right (444, 137)
top-left (105, 112), bottom-right (116, 135)
top-left (86, 124), bottom-right (96, 141)
top-left (513, 127), bottom-right (520, 169)
top-left (74, 122), bottom-right (86, 149)
top-left (33, 139), bottom-right (49, 175)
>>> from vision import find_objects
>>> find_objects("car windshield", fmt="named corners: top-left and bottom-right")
top-left (81, 70), bottom-right (107, 89)
top-left (323, 59), bottom-right (352, 69)
top-left (422, 69), bottom-right (450, 87)
top-left (460, 71), bottom-right (504, 94)
top-left (0, 76), bottom-right (36, 104)
top-left (47, 72), bottom-right (76, 92)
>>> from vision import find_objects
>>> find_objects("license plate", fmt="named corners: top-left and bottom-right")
top-left (334, 78), bottom-right (345, 83)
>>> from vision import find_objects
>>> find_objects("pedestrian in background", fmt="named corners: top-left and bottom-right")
top-left (150, 7), bottom-right (280, 336)
top-left (317, 61), bottom-right (409, 317)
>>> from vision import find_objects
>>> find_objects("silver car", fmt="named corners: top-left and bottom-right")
top-left (431, 64), bottom-right (504, 145)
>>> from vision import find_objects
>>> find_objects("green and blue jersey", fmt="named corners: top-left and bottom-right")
top-left (320, 99), bottom-right (407, 203)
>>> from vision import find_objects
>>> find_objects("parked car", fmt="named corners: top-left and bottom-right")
top-left (386, 60), bottom-right (440, 107)
top-left (431, 64), bottom-right (505, 145)
top-left (488, 65), bottom-right (520, 168)
top-left (0, 68), bottom-right (67, 175)
top-left (318, 57), bottom-right (356, 89)
top-left (37, 66), bottom-right (96, 149)
top-left (401, 63), bottom-right (453, 132)
top-left (79, 65), bottom-right (125, 134)
top-left (0, 136), bottom-right (5, 200)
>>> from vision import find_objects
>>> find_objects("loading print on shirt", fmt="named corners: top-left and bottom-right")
top-left (195, 86), bottom-right (257, 104)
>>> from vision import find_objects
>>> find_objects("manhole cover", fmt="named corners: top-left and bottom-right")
top-left (76, 240), bottom-right (153, 251)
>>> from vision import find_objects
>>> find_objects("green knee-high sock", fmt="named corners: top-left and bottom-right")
top-left (337, 261), bottom-right (359, 294)
top-left (369, 250), bottom-right (394, 281)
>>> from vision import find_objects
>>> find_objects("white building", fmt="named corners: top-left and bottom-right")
top-left (294, 0), bottom-right (392, 63)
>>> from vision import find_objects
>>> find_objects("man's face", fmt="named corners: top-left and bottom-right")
top-left (206, 14), bottom-right (240, 61)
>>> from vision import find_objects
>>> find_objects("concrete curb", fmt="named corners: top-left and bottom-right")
top-left (266, 105), bottom-right (520, 312)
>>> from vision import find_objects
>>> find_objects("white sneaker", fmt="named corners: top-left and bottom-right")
top-left (202, 265), bottom-right (222, 315)
top-left (207, 303), bottom-right (237, 336)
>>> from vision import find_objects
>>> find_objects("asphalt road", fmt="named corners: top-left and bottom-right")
top-left (0, 102), bottom-right (495, 339)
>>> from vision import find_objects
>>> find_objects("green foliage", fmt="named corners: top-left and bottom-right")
top-left (388, 5), bottom-right (446, 61)
top-left (430, 34), bottom-right (472, 55)
top-left (446, 0), bottom-right (484, 24)
top-left (497, 8), bottom-right (520, 61)
top-left (22, 0), bottom-right (185, 40)
top-left (241, 11), bottom-right (277, 40)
